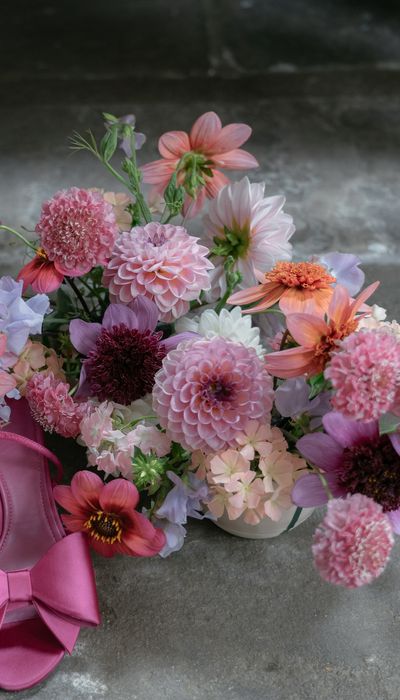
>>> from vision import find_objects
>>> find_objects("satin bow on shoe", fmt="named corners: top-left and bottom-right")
top-left (0, 533), bottom-right (100, 653)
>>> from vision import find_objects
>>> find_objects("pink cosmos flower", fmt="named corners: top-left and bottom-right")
top-left (208, 449), bottom-right (250, 484)
top-left (325, 329), bottom-right (400, 421)
top-left (153, 336), bottom-right (273, 453)
top-left (103, 223), bottom-right (214, 322)
top-left (53, 470), bottom-right (165, 557)
top-left (17, 248), bottom-right (65, 293)
top-left (313, 494), bottom-right (394, 588)
top-left (35, 187), bottom-right (119, 277)
top-left (204, 177), bottom-right (294, 294)
top-left (265, 282), bottom-right (379, 379)
top-left (224, 471), bottom-right (265, 519)
top-left (141, 111), bottom-right (259, 217)
top-left (26, 371), bottom-right (89, 438)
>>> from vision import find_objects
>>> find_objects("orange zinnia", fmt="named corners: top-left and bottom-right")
top-left (228, 261), bottom-right (336, 316)
top-left (264, 282), bottom-right (379, 379)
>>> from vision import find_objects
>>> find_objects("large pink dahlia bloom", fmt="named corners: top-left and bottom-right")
top-left (36, 187), bottom-right (119, 276)
top-left (103, 222), bottom-right (214, 322)
top-left (153, 336), bottom-right (273, 452)
top-left (325, 329), bottom-right (400, 421)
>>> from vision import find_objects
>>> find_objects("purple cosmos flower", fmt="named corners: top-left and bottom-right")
top-left (292, 411), bottom-right (400, 532)
top-left (274, 377), bottom-right (331, 429)
top-left (70, 296), bottom-right (195, 405)
top-left (156, 471), bottom-right (212, 526)
top-left (318, 252), bottom-right (365, 297)
top-left (0, 276), bottom-right (49, 356)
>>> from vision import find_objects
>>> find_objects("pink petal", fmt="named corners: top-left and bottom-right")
top-left (286, 313), bottom-right (328, 347)
top-left (103, 304), bottom-right (138, 331)
top-left (69, 319), bottom-right (102, 356)
top-left (296, 433), bottom-right (343, 471)
top-left (322, 412), bottom-right (379, 448)
top-left (71, 470), bottom-right (103, 510)
top-left (159, 130), bottom-right (190, 158)
top-left (212, 148), bottom-right (259, 170)
top-left (388, 508), bottom-right (400, 534)
top-left (292, 473), bottom-right (342, 507)
top-left (190, 111), bottom-right (222, 151)
top-left (53, 485), bottom-right (87, 516)
top-left (208, 123), bottom-right (252, 154)
top-left (0, 371), bottom-right (16, 398)
top-left (204, 170), bottom-right (230, 198)
top-left (100, 479), bottom-right (139, 513)
top-left (389, 433), bottom-right (400, 455)
top-left (265, 346), bottom-right (316, 379)
top-left (141, 159), bottom-right (177, 185)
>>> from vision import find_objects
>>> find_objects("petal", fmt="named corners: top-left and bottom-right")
top-left (286, 313), bottom-right (328, 347)
top-left (128, 296), bottom-right (159, 332)
top-left (159, 130), bottom-right (190, 158)
top-left (100, 479), bottom-right (139, 513)
top-left (204, 170), bottom-right (230, 198)
top-left (212, 149), bottom-right (259, 170)
top-left (328, 284), bottom-right (351, 325)
top-left (322, 411), bottom-right (379, 447)
top-left (141, 159), bottom-right (177, 185)
top-left (208, 123), bottom-right (252, 154)
top-left (388, 508), bottom-right (400, 534)
top-left (296, 433), bottom-right (343, 471)
top-left (349, 281), bottom-right (380, 319)
top-left (228, 282), bottom-right (283, 308)
top-left (280, 287), bottom-right (332, 316)
top-left (0, 371), bottom-right (16, 397)
top-left (190, 111), bottom-right (222, 151)
top-left (53, 485), bottom-right (87, 516)
top-left (163, 331), bottom-right (198, 352)
top-left (291, 473), bottom-right (341, 507)
top-left (389, 433), bottom-right (400, 456)
top-left (71, 470), bottom-right (103, 510)
top-left (103, 303), bottom-right (138, 330)
top-left (69, 319), bottom-right (102, 356)
top-left (265, 347), bottom-right (317, 379)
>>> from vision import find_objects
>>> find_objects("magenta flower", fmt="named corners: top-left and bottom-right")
top-left (103, 222), bottom-right (214, 322)
top-left (26, 371), bottom-right (89, 438)
top-left (153, 336), bottom-right (273, 453)
top-left (313, 494), bottom-right (394, 588)
top-left (54, 470), bottom-right (165, 558)
top-left (36, 188), bottom-right (119, 276)
top-left (141, 111), bottom-right (259, 217)
top-left (292, 411), bottom-right (400, 532)
top-left (70, 296), bottom-right (194, 405)
top-left (325, 329), bottom-right (400, 421)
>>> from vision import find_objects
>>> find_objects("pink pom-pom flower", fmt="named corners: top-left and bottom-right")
top-left (103, 222), bottom-right (214, 322)
top-left (312, 494), bottom-right (394, 588)
top-left (26, 371), bottom-right (89, 438)
top-left (153, 336), bottom-right (273, 453)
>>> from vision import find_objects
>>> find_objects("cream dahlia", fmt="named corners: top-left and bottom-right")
top-left (152, 336), bottom-right (273, 453)
top-left (103, 223), bottom-right (214, 322)
top-left (36, 187), bottom-right (119, 276)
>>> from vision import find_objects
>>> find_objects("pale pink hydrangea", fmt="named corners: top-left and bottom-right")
top-left (26, 371), bottom-right (89, 438)
top-left (103, 222), bottom-right (214, 322)
top-left (325, 329), bottom-right (400, 421)
top-left (313, 494), bottom-right (394, 588)
top-left (37, 187), bottom-right (119, 276)
top-left (153, 336), bottom-right (273, 453)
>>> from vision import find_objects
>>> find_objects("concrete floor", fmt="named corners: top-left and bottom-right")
top-left (1, 1), bottom-right (400, 698)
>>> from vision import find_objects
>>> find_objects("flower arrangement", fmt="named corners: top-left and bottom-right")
top-left (1, 110), bottom-right (398, 587)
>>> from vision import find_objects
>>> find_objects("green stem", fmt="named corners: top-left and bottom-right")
top-left (65, 278), bottom-right (91, 319)
top-left (0, 225), bottom-right (37, 252)
top-left (214, 289), bottom-right (232, 315)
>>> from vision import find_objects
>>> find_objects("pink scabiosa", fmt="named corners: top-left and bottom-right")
top-left (36, 187), bottom-right (119, 276)
top-left (25, 371), bottom-right (89, 438)
top-left (204, 177), bottom-right (294, 294)
top-left (103, 222), bottom-right (214, 322)
top-left (70, 296), bottom-right (195, 405)
top-left (313, 494), bottom-right (394, 588)
top-left (153, 336), bottom-right (273, 453)
top-left (325, 329), bottom-right (400, 421)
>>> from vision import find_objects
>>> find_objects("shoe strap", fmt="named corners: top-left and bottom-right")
top-left (0, 431), bottom-right (63, 483)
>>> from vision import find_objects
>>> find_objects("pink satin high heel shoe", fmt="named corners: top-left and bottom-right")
top-left (0, 398), bottom-right (100, 691)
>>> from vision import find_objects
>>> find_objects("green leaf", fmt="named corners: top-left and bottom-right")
top-left (379, 412), bottom-right (400, 435)
top-left (164, 172), bottom-right (185, 215)
top-left (103, 112), bottom-right (118, 124)
top-left (56, 286), bottom-right (74, 314)
top-left (100, 125), bottom-right (119, 162)
top-left (308, 373), bottom-right (330, 399)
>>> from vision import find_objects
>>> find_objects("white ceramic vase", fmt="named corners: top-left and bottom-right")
top-left (215, 506), bottom-right (314, 539)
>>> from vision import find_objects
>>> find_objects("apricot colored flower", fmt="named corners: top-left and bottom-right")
top-left (141, 111), bottom-right (258, 217)
top-left (54, 470), bottom-right (166, 557)
top-left (12, 340), bottom-right (65, 395)
top-left (229, 261), bottom-right (337, 317)
top-left (265, 282), bottom-right (379, 379)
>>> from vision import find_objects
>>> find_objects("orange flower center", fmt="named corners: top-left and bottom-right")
top-left (84, 510), bottom-right (123, 544)
top-left (266, 261), bottom-right (336, 290)
top-left (36, 247), bottom-right (49, 260)
top-left (314, 319), bottom-right (359, 369)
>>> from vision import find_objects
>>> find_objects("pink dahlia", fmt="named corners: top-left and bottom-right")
top-left (325, 329), bottom-right (400, 421)
top-left (313, 494), bottom-right (394, 588)
top-left (36, 187), bottom-right (119, 276)
top-left (204, 177), bottom-right (294, 294)
top-left (103, 222), bottom-right (214, 322)
top-left (153, 336), bottom-right (273, 453)
top-left (26, 371), bottom-right (89, 438)
top-left (141, 111), bottom-right (259, 217)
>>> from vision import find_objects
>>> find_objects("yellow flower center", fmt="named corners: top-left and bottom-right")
top-left (84, 510), bottom-right (123, 544)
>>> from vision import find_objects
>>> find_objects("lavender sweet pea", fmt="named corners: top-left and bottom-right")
top-left (275, 377), bottom-right (331, 429)
top-left (318, 252), bottom-right (365, 297)
top-left (0, 276), bottom-right (49, 356)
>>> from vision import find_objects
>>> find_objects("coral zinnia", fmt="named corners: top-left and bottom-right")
top-left (204, 177), bottom-right (294, 292)
top-left (103, 222), bottom-right (214, 322)
top-left (36, 187), bottom-right (119, 276)
top-left (153, 336), bottom-right (273, 453)
top-left (292, 411), bottom-right (400, 532)
top-left (264, 282), bottom-right (379, 379)
top-left (325, 329), bottom-right (400, 421)
top-left (17, 248), bottom-right (65, 293)
top-left (141, 111), bottom-right (259, 217)
top-left (53, 470), bottom-right (166, 557)
top-left (70, 296), bottom-right (194, 404)
top-left (229, 260), bottom-right (336, 317)
top-left (312, 494), bottom-right (393, 588)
